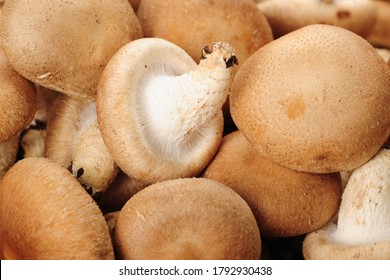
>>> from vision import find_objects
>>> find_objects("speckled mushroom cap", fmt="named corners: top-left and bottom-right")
top-left (0, 0), bottom-right (142, 101)
top-left (115, 177), bottom-right (261, 260)
top-left (203, 131), bottom-right (342, 237)
top-left (137, 0), bottom-right (273, 66)
top-left (230, 24), bottom-right (390, 174)
top-left (302, 148), bottom-right (390, 259)
top-left (257, 0), bottom-right (377, 38)
top-left (0, 45), bottom-right (36, 143)
top-left (0, 157), bottom-right (114, 260)
top-left (366, 0), bottom-right (390, 48)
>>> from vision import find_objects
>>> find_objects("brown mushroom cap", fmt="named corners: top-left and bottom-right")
top-left (0, 157), bottom-right (114, 259)
top-left (0, 0), bottom-right (142, 101)
top-left (258, 0), bottom-right (378, 38)
top-left (115, 177), bottom-right (261, 260)
top-left (203, 131), bottom-right (342, 237)
top-left (137, 0), bottom-right (273, 66)
top-left (230, 24), bottom-right (390, 173)
top-left (0, 45), bottom-right (36, 142)
top-left (366, 0), bottom-right (390, 48)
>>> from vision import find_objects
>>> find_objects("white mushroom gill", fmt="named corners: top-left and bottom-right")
top-left (70, 102), bottom-right (118, 198)
top-left (139, 42), bottom-right (237, 160)
top-left (329, 148), bottom-right (390, 245)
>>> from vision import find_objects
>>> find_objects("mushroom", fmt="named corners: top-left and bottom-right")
top-left (0, 135), bottom-right (19, 179)
top-left (0, 44), bottom-right (36, 143)
top-left (203, 131), bottom-right (342, 237)
top-left (97, 38), bottom-right (238, 184)
top-left (137, 0), bottom-right (273, 67)
top-left (45, 95), bottom-right (119, 199)
top-left (98, 171), bottom-right (149, 214)
top-left (0, 0), bottom-right (142, 101)
top-left (115, 177), bottom-right (261, 260)
top-left (0, 157), bottom-right (114, 259)
top-left (257, 0), bottom-right (378, 38)
top-left (366, 0), bottom-right (390, 49)
top-left (19, 85), bottom-right (59, 159)
top-left (302, 148), bottom-right (390, 259)
top-left (230, 24), bottom-right (390, 174)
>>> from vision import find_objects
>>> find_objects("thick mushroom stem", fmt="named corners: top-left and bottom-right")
top-left (142, 42), bottom-right (237, 150)
top-left (68, 103), bottom-right (118, 199)
top-left (331, 148), bottom-right (390, 245)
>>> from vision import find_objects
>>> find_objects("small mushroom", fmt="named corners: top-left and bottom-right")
top-left (45, 95), bottom-right (119, 199)
top-left (0, 157), bottom-right (114, 259)
top-left (0, 0), bottom-right (142, 101)
top-left (115, 177), bottom-right (261, 260)
top-left (203, 131), bottom-right (342, 237)
top-left (0, 45), bottom-right (36, 143)
top-left (257, 0), bottom-right (378, 38)
top-left (97, 38), bottom-right (238, 184)
top-left (302, 148), bottom-right (390, 259)
top-left (230, 24), bottom-right (390, 173)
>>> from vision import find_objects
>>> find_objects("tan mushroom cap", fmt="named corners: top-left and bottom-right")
top-left (257, 0), bottom-right (377, 38)
top-left (115, 177), bottom-right (261, 260)
top-left (0, 157), bottom-right (114, 260)
top-left (0, 45), bottom-right (36, 142)
top-left (366, 0), bottom-right (390, 48)
top-left (230, 24), bottom-right (390, 173)
top-left (0, 0), bottom-right (142, 101)
top-left (203, 131), bottom-right (342, 237)
top-left (137, 0), bottom-right (273, 66)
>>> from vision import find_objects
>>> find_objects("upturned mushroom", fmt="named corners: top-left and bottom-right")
top-left (115, 177), bottom-right (261, 260)
top-left (0, 45), bottom-right (36, 143)
top-left (302, 148), bottom-right (390, 259)
top-left (0, 157), bottom-right (114, 259)
top-left (45, 95), bottom-right (118, 199)
top-left (230, 24), bottom-right (390, 174)
top-left (257, 0), bottom-right (377, 38)
top-left (0, 0), bottom-right (142, 101)
top-left (97, 38), bottom-right (238, 184)
top-left (203, 131), bottom-right (342, 237)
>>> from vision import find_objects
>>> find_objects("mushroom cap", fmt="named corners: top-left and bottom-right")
top-left (303, 223), bottom-right (390, 259)
top-left (115, 177), bottom-right (261, 260)
top-left (230, 24), bottom-right (390, 173)
top-left (303, 148), bottom-right (390, 259)
top-left (0, 0), bottom-right (142, 101)
top-left (366, 0), bottom-right (390, 48)
top-left (0, 157), bottom-right (114, 259)
top-left (203, 131), bottom-right (342, 237)
top-left (0, 134), bottom-right (19, 179)
top-left (258, 0), bottom-right (377, 38)
top-left (97, 38), bottom-right (223, 184)
top-left (0, 45), bottom-right (36, 142)
top-left (137, 0), bottom-right (273, 66)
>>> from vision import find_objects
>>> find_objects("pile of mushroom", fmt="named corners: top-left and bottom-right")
top-left (0, 0), bottom-right (389, 260)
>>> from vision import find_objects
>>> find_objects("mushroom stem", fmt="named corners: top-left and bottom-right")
top-left (142, 42), bottom-right (237, 149)
top-left (68, 102), bottom-right (118, 199)
top-left (331, 148), bottom-right (390, 245)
